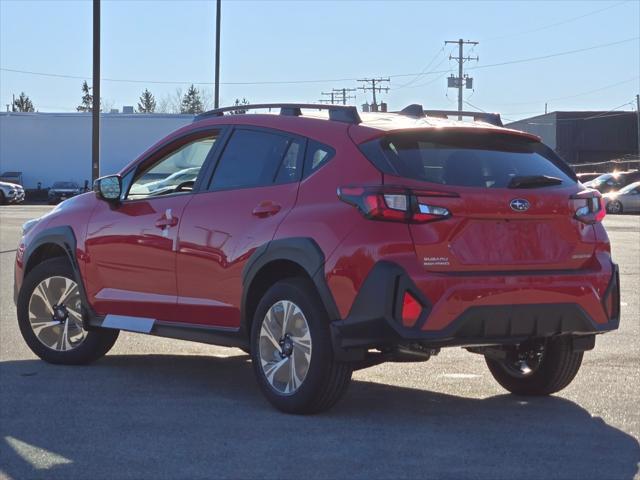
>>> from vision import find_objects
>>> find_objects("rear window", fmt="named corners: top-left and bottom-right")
top-left (362, 131), bottom-right (576, 188)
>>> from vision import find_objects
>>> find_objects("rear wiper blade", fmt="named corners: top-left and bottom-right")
top-left (508, 175), bottom-right (563, 189)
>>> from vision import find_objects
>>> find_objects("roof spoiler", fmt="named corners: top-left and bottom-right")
top-left (398, 104), bottom-right (503, 127)
top-left (194, 103), bottom-right (361, 125)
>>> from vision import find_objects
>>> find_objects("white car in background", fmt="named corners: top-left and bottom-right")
top-left (0, 181), bottom-right (25, 205)
top-left (604, 181), bottom-right (640, 214)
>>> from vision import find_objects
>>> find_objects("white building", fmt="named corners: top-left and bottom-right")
top-left (0, 112), bottom-right (194, 188)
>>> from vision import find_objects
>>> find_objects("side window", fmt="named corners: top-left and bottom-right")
top-left (127, 136), bottom-right (216, 200)
top-left (211, 129), bottom-right (301, 190)
top-left (303, 140), bottom-right (334, 178)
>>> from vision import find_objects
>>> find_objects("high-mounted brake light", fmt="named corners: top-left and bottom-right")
top-left (338, 186), bottom-right (456, 223)
top-left (571, 190), bottom-right (605, 224)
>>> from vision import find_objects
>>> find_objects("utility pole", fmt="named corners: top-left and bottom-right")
top-left (214, 0), bottom-right (221, 108)
top-left (445, 39), bottom-right (478, 119)
top-left (358, 78), bottom-right (390, 112)
top-left (92, 0), bottom-right (100, 182)
top-left (332, 87), bottom-right (357, 105)
top-left (320, 91), bottom-right (336, 104)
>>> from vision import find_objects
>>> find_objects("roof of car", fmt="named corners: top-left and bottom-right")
top-left (192, 108), bottom-right (540, 144)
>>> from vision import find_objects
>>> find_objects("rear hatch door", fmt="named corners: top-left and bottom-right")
top-left (366, 129), bottom-right (596, 272)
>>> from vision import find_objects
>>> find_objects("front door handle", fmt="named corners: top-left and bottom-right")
top-left (252, 201), bottom-right (281, 218)
top-left (155, 208), bottom-right (179, 229)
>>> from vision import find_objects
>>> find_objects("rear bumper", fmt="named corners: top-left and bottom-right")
top-left (331, 260), bottom-right (620, 356)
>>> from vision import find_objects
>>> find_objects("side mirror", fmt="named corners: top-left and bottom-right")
top-left (93, 175), bottom-right (122, 203)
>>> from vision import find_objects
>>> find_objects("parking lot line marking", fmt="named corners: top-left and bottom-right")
top-left (5, 436), bottom-right (72, 470)
top-left (440, 373), bottom-right (482, 379)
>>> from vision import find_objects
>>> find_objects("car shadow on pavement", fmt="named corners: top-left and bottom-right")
top-left (1, 353), bottom-right (639, 480)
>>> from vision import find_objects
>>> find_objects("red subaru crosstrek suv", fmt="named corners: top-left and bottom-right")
top-left (14, 104), bottom-right (619, 413)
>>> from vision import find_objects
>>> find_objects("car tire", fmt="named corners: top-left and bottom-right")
top-left (485, 337), bottom-right (583, 396)
top-left (606, 200), bottom-right (623, 214)
top-left (250, 278), bottom-right (352, 414)
top-left (17, 257), bottom-right (119, 365)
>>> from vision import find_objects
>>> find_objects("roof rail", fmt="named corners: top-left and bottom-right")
top-left (194, 103), bottom-right (361, 124)
top-left (398, 104), bottom-right (503, 127)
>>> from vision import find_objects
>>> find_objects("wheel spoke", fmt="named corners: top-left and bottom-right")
top-left (58, 280), bottom-right (79, 305)
top-left (34, 282), bottom-right (54, 315)
top-left (30, 319), bottom-right (60, 334)
top-left (261, 310), bottom-right (282, 351)
top-left (56, 320), bottom-right (70, 351)
top-left (281, 301), bottom-right (293, 336)
top-left (262, 357), bottom-right (289, 385)
top-left (286, 350), bottom-right (304, 393)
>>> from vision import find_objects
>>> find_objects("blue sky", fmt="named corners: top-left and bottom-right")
top-left (1, 0), bottom-right (638, 120)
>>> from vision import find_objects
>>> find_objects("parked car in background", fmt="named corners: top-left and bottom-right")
top-left (604, 181), bottom-right (640, 214)
top-left (0, 181), bottom-right (25, 204)
top-left (583, 170), bottom-right (640, 193)
top-left (0, 171), bottom-right (23, 186)
top-left (48, 181), bottom-right (82, 204)
top-left (576, 172), bottom-right (600, 183)
top-left (129, 167), bottom-right (200, 196)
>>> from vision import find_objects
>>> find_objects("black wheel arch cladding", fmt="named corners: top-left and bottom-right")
top-left (241, 237), bottom-right (340, 336)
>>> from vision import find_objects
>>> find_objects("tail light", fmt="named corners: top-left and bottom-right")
top-left (571, 190), bottom-right (605, 224)
top-left (337, 186), bottom-right (456, 223)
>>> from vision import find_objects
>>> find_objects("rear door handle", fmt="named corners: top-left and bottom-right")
top-left (252, 201), bottom-right (281, 218)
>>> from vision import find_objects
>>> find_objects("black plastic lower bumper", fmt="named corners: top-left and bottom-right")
top-left (330, 261), bottom-right (620, 360)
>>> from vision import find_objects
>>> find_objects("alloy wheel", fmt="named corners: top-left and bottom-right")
top-left (258, 300), bottom-right (312, 395)
top-left (28, 276), bottom-right (87, 351)
top-left (500, 343), bottom-right (545, 378)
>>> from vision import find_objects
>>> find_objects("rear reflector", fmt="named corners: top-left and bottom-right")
top-left (338, 186), bottom-right (454, 223)
top-left (401, 292), bottom-right (422, 328)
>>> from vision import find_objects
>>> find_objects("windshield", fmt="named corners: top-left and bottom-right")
top-left (591, 174), bottom-right (615, 185)
top-left (53, 182), bottom-right (78, 189)
top-left (365, 131), bottom-right (575, 189)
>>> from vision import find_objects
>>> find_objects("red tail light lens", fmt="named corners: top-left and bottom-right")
top-left (401, 292), bottom-right (422, 327)
top-left (338, 186), bottom-right (455, 223)
top-left (571, 190), bottom-right (605, 224)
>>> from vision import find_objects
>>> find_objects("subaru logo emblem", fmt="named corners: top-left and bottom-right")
top-left (510, 199), bottom-right (530, 212)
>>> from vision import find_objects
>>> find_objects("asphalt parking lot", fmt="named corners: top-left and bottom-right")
top-left (0, 205), bottom-right (638, 480)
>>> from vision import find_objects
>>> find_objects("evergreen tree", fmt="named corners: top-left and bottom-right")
top-left (180, 84), bottom-right (204, 114)
top-left (137, 89), bottom-right (156, 113)
top-left (12, 92), bottom-right (35, 112)
top-left (231, 97), bottom-right (250, 114)
top-left (77, 81), bottom-right (93, 112)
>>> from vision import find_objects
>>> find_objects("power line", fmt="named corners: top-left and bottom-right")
top-left (485, 1), bottom-right (630, 41)
top-left (395, 47), bottom-right (445, 89)
top-left (2, 37), bottom-right (636, 86)
top-left (467, 37), bottom-right (639, 72)
top-left (491, 76), bottom-right (640, 106)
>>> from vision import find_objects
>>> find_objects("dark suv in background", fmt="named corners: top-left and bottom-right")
top-left (14, 104), bottom-right (619, 413)
top-left (48, 181), bottom-right (82, 204)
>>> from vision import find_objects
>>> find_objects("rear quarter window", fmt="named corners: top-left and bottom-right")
top-left (361, 131), bottom-right (576, 188)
